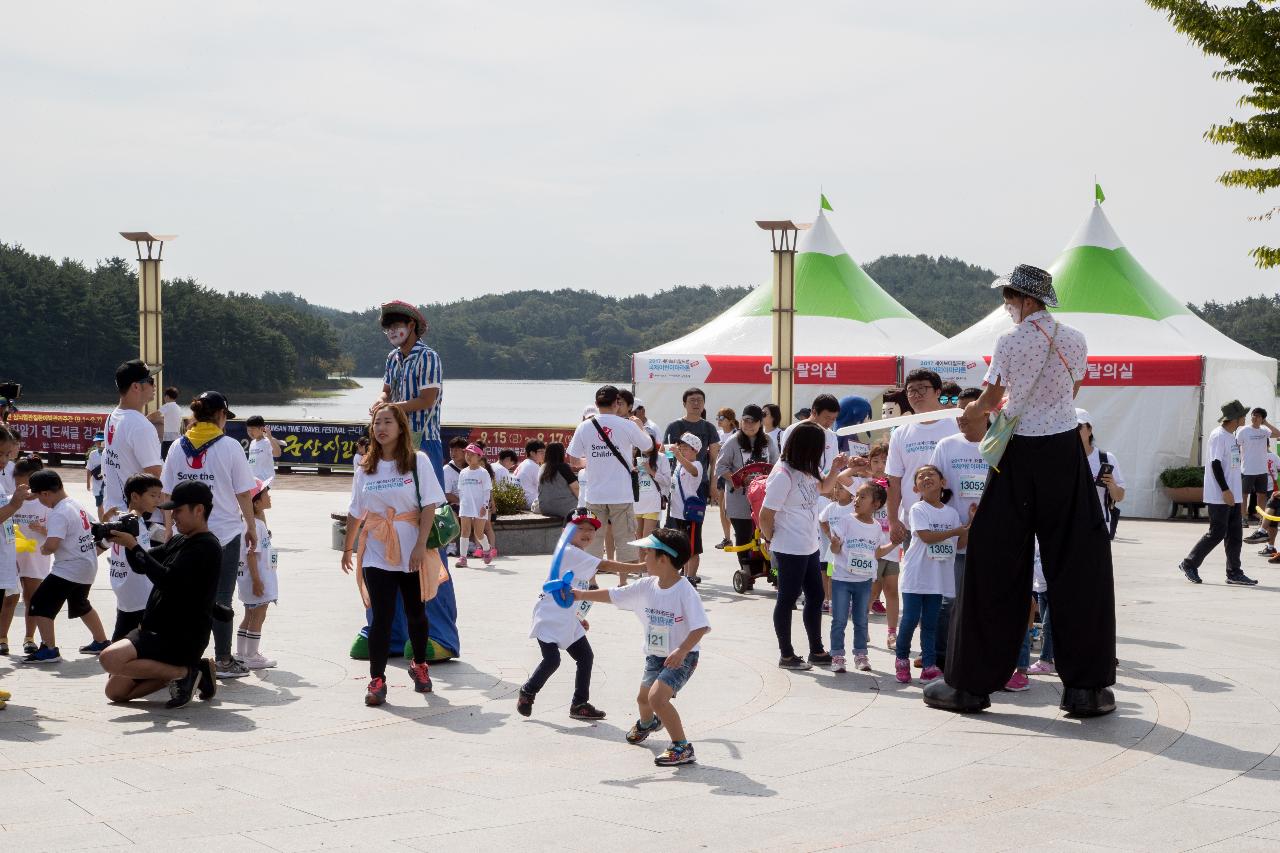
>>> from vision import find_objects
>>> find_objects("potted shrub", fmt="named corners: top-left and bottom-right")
top-left (1159, 465), bottom-right (1204, 506)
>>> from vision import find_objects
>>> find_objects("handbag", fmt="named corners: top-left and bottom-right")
top-left (980, 319), bottom-right (1061, 471)
top-left (591, 417), bottom-right (641, 502)
top-left (410, 462), bottom-right (460, 548)
top-left (677, 465), bottom-right (707, 523)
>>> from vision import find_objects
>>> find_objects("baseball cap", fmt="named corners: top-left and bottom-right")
top-left (633, 398), bottom-right (645, 409)
top-left (160, 480), bottom-right (214, 510)
top-left (741, 403), bottom-right (764, 422)
top-left (115, 359), bottom-right (161, 392)
top-left (195, 391), bottom-right (237, 420)
top-left (1075, 408), bottom-right (1091, 426)
top-left (582, 405), bottom-right (598, 420)
top-left (678, 431), bottom-right (703, 453)
top-left (565, 508), bottom-right (602, 529)
top-left (251, 477), bottom-right (272, 499)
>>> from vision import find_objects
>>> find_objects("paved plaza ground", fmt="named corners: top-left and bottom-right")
top-left (2, 476), bottom-right (1279, 852)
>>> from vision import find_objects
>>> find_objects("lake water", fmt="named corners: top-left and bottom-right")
top-left (32, 378), bottom-right (621, 426)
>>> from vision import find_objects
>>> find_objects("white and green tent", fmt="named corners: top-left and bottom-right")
top-left (908, 201), bottom-right (1276, 518)
top-left (633, 205), bottom-right (944, 423)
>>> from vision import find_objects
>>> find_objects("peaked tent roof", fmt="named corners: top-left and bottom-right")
top-left (917, 204), bottom-right (1271, 361)
top-left (646, 208), bottom-right (944, 356)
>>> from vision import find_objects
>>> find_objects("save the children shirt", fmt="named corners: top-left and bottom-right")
top-left (567, 415), bottom-right (653, 504)
top-left (900, 500), bottom-right (961, 597)
top-left (827, 514), bottom-right (889, 583)
top-left (46, 496), bottom-right (99, 584)
top-left (529, 545), bottom-right (601, 648)
top-left (347, 451), bottom-right (445, 573)
top-left (103, 407), bottom-right (163, 515)
top-left (929, 434), bottom-right (989, 552)
top-left (109, 516), bottom-right (156, 612)
top-left (161, 435), bottom-right (257, 546)
top-left (761, 462), bottom-right (821, 556)
top-left (609, 575), bottom-right (710, 658)
top-left (1202, 425), bottom-right (1242, 505)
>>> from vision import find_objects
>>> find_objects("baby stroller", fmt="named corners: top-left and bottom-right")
top-left (723, 462), bottom-right (777, 593)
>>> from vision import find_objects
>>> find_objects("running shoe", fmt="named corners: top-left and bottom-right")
top-left (778, 655), bottom-right (813, 670)
top-left (1245, 531), bottom-right (1269, 544)
top-left (921, 666), bottom-right (943, 682)
top-left (243, 653), bottom-right (277, 670)
top-left (655, 742), bottom-right (696, 766)
top-left (626, 715), bottom-right (663, 744)
top-left (22, 639), bottom-right (37, 655)
top-left (365, 676), bottom-right (387, 706)
top-left (854, 655), bottom-right (872, 672)
top-left (687, 575), bottom-right (702, 586)
top-left (197, 658), bottom-right (217, 701)
top-left (79, 639), bottom-right (110, 655)
top-left (165, 666), bottom-right (199, 709)
top-left (821, 601), bottom-right (831, 614)
top-left (408, 661), bottom-right (433, 693)
top-left (895, 658), bottom-right (911, 683)
top-left (871, 600), bottom-right (886, 615)
top-left (886, 631), bottom-right (897, 651)
top-left (490, 547), bottom-right (500, 559)
top-left (1179, 563), bottom-right (1202, 584)
top-left (715, 538), bottom-right (731, 550)
top-left (1226, 570), bottom-right (1259, 586)
top-left (569, 702), bottom-right (606, 720)
top-left (1003, 671), bottom-right (1031, 692)
top-left (482, 548), bottom-right (493, 566)
top-left (1027, 660), bottom-right (1056, 676)
top-left (516, 689), bottom-right (534, 717)
top-left (0, 641), bottom-right (7, 656)
top-left (469, 545), bottom-right (484, 558)
top-left (807, 650), bottom-right (832, 665)
top-left (831, 655), bottom-right (847, 673)
top-left (1259, 546), bottom-right (1277, 556)
top-left (455, 556), bottom-right (468, 568)
top-left (215, 657), bottom-right (249, 678)
top-left (22, 644), bottom-right (60, 664)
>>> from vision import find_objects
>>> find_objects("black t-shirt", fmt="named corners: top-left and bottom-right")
top-left (127, 531), bottom-right (222, 654)
top-left (664, 418), bottom-right (720, 482)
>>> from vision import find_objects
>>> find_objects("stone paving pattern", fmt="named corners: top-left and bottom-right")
top-left (2, 479), bottom-right (1279, 851)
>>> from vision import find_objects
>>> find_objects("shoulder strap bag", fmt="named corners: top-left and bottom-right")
top-left (979, 319), bottom-right (1061, 471)
top-left (592, 417), bottom-right (640, 502)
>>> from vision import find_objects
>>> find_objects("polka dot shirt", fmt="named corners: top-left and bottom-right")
top-left (983, 310), bottom-right (1088, 436)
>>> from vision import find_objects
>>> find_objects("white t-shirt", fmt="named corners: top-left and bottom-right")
top-left (609, 575), bottom-right (710, 657)
top-left (1032, 538), bottom-right (1046, 594)
top-left (828, 514), bottom-right (889, 583)
top-left (161, 435), bottom-right (257, 546)
top-left (160, 401), bottom-right (183, 441)
top-left (780, 421), bottom-right (841, 473)
top-left (1086, 448), bottom-right (1127, 523)
top-left (456, 466), bottom-right (493, 518)
top-left (237, 518), bottom-right (278, 606)
top-left (514, 458), bottom-right (540, 507)
top-left (900, 500), bottom-right (961, 597)
top-left (1234, 425), bottom-right (1272, 476)
top-left (0, 482), bottom-right (18, 590)
top-left (14, 495), bottom-right (51, 579)
top-left (886, 417), bottom-right (960, 524)
top-left (347, 452), bottom-right (446, 573)
top-left (442, 461), bottom-right (462, 503)
top-left (567, 415), bottom-right (654, 504)
top-left (86, 447), bottom-right (106, 498)
top-left (530, 545), bottom-right (601, 648)
top-left (1203, 425), bottom-right (1242, 506)
top-left (248, 437), bottom-right (276, 482)
top-left (929, 434), bottom-right (989, 552)
top-left (635, 460), bottom-right (671, 515)
top-left (109, 517), bottom-right (157, 612)
top-left (46, 497), bottom-right (99, 585)
top-left (761, 462), bottom-right (821, 556)
top-left (669, 460), bottom-right (703, 521)
top-left (103, 407), bottom-right (163, 515)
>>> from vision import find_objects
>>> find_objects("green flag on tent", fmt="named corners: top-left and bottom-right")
top-left (820, 194), bottom-right (833, 212)
top-left (1095, 183), bottom-right (1105, 205)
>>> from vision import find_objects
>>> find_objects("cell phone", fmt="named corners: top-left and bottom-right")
top-left (1095, 462), bottom-right (1114, 485)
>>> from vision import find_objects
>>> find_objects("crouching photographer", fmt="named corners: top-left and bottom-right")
top-left (98, 481), bottom-right (228, 709)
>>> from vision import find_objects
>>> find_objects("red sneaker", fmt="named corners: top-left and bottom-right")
top-left (409, 662), bottom-right (432, 693)
top-left (871, 600), bottom-right (887, 615)
top-left (365, 676), bottom-right (387, 706)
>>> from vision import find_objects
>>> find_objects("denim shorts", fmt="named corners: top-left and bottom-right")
top-left (641, 651), bottom-right (699, 696)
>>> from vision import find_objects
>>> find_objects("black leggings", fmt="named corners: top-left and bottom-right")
top-left (772, 549), bottom-right (825, 659)
top-left (522, 637), bottom-right (593, 705)
top-left (365, 566), bottom-right (429, 679)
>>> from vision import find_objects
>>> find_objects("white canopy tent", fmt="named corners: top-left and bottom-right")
top-left (905, 202), bottom-right (1276, 519)
top-left (633, 207), bottom-right (944, 426)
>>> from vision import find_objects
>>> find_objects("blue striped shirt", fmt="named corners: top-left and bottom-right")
top-left (384, 341), bottom-right (443, 442)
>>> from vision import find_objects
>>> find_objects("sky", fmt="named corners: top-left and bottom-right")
top-left (1, 1), bottom-right (1275, 311)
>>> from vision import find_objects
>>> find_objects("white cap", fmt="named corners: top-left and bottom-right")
top-left (678, 431), bottom-right (703, 453)
top-left (582, 405), bottom-right (598, 420)
top-left (1075, 408), bottom-right (1091, 425)
top-left (633, 398), bottom-right (645, 409)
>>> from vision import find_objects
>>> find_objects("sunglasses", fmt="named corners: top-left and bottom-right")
top-left (940, 395), bottom-right (960, 405)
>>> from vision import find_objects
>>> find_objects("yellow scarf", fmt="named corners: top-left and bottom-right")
top-left (184, 421), bottom-right (224, 452)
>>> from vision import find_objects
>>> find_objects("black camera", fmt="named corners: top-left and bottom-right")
top-left (0, 381), bottom-right (20, 402)
top-left (91, 513), bottom-right (141, 543)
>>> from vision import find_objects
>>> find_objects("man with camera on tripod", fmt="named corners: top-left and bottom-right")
top-left (98, 481), bottom-right (223, 709)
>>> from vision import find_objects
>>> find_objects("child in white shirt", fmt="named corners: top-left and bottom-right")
top-left (86, 433), bottom-right (107, 521)
top-left (455, 444), bottom-right (494, 567)
top-left (108, 474), bottom-right (167, 643)
top-left (665, 433), bottom-right (705, 585)
top-left (245, 416), bottom-right (281, 483)
top-left (12, 456), bottom-right (52, 655)
top-left (236, 480), bottom-right (278, 669)
top-left (827, 481), bottom-right (895, 673)
top-left (894, 465), bottom-right (970, 686)
top-left (0, 428), bottom-right (24, 659)
top-left (574, 527), bottom-right (710, 767)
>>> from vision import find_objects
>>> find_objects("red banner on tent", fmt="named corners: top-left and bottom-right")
top-left (1081, 355), bottom-right (1202, 386)
top-left (704, 355), bottom-right (898, 385)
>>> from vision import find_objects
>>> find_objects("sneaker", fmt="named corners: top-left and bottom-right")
top-left (482, 548), bottom-right (493, 566)
top-left (895, 658), bottom-right (911, 683)
top-left (807, 651), bottom-right (832, 665)
top-left (1259, 545), bottom-right (1277, 555)
top-left (886, 631), bottom-right (897, 651)
top-left (1004, 671), bottom-right (1031, 692)
top-left (687, 574), bottom-right (702, 586)
top-left (715, 538), bottom-right (731, 550)
top-left (569, 702), bottom-right (606, 720)
top-left (1027, 660), bottom-right (1056, 676)
top-left (455, 556), bottom-right (468, 568)
top-left (626, 715), bottom-right (663, 744)
top-left (778, 655), bottom-right (813, 670)
top-left (243, 653), bottom-right (278, 670)
top-left (831, 655), bottom-right (847, 673)
top-left (1179, 563), bottom-right (1203, 584)
top-left (921, 665), bottom-right (943, 682)
top-left (79, 639), bottom-right (110, 656)
top-left (871, 600), bottom-right (886, 615)
top-left (408, 661), bottom-right (433, 693)
top-left (0, 641), bottom-right (7, 656)
top-left (22, 644), bottom-right (60, 664)
top-left (1245, 531), bottom-right (1269, 543)
top-left (1226, 570), bottom-right (1259, 586)
top-left (1270, 551), bottom-right (1280, 565)
top-left (215, 657), bottom-right (249, 678)
top-left (22, 639), bottom-right (37, 655)
top-left (516, 689), bottom-right (534, 717)
top-left (365, 676), bottom-right (387, 706)
top-left (854, 655), bottom-right (872, 672)
top-left (655, 742), bottom-right (696, 766)
top-left (821, 601), bottom-right (831, 614)
top-left (196, 658), bottom-right (217, 701)
top-left (468, 545), bottom-right (483, 558)
top-left (165, 665), bottom-right (199, 709)
top-left (489, 547), bottom-right (500, 559)
top-left (913, 657), bottom-right (923, 669)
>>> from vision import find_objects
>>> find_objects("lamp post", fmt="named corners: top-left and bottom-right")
top-left (119, 232), bottom-right (176, 415)
top-left (755, 220), bottom-right (803, 427)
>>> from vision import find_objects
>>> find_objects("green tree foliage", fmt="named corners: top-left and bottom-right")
top-left (864, 254), bottom-right (1001, 336)
top-left (1148, 0), bottom-right (1280, 267)
top-left (1190, 295), bottom-right (1280, 380)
